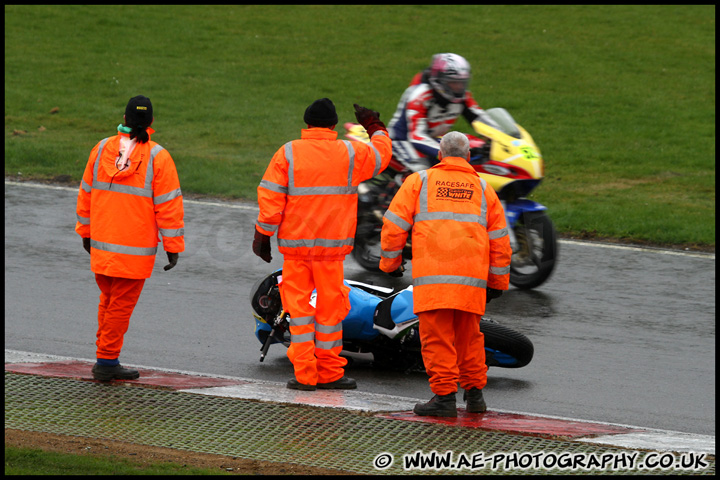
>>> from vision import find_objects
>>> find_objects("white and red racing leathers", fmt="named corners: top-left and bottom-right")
top-left (387, 82), bottom-right (499, 171)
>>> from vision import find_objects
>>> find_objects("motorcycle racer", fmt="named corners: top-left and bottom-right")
top-left (387, 53), bottom-right (501, 171)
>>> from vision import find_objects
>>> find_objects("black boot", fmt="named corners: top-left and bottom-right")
top-left (92, 363), bottom-right (140, 382)
top-left (286, 379), bottom-right (316, 391)
top-left (413, 393), bottom-right (457, 417)
top-left (463, 387), bottom-right (487, 413)
top-left (317, 376), bottom-right (357, 390)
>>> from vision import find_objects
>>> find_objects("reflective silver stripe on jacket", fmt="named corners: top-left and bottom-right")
top-left (278, 237), bottom-right (354, 249)
top-left (418, 170), bottom-right (429, 213)
top-left (488, 215), bottom-right (510, 275)
top-left (144, 145), bottom-right (163, 189)
top-left (414, 211), bottom-right (487, 226)
top-left (160, 227), bottom-right (184, 238)
top-left (381, 248), bottom-right (403, 259)
top-left (155, 187), bottom-right (182, 206)
top-left (288, 185), bottom-right (358, 195)
top-left (89, 137), bottom-right (109, 190)
top-left (490, 265), bottom-right (511, 275)
top-left (488, 227), bottom-right (508, 240)
top-left (256, 221), bottom-right (278, 233)
top-left (259, 179), bottom-right (288, 194)
top-left (91, 239), bottom-right (157, 256)
top-left (381, 208), bottom-right (411, 259)
top-left (383, 209), bottom-right (412, 232)
top-left (363, 136), bottom-right (385, 177)
top-left (92, 181), bottom-right (153, 197)
top-left (414, 274), bottom-right (487, 289)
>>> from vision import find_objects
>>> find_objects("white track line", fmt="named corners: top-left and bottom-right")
top-left (5, 180), bottom-right (714, 259)
top-left (559, 239), bottom-right (714, 259)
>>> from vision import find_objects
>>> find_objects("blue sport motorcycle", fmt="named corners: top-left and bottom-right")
top-left (251, 270), bottom-right (534, 372)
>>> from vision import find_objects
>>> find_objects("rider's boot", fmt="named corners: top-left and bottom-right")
top-left (413, 392), bottom-right (457, 417)
top-left (463, 387), bottom-right (487, 413)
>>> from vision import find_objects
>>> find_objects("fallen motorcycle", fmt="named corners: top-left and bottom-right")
top-left (250, 269), bottom-right (534, 372)
top-left (346, 107), bottom-right (558, 290)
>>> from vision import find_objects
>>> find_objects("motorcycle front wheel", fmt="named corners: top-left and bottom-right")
top-left (351, 218), bottom-right (383, 272)
top-left (510, 210), bottom-right (558, 290)
top-left (353, 212), bottom-right (413, 272)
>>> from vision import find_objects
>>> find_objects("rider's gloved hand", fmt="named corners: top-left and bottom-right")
top-left (486, 288), bottom-right (503, 303)
top-left (252, 227), bottom-right (272, 263)
top-left (469, 143), bottom-right (491, 164)
top-left (82, 237), bottom-right (91, 254)
top-left (354, 104), bottom-right (387, 137)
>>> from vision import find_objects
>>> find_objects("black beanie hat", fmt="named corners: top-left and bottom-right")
top-left (304, 98), bottom-right (338, 127)
top-left (125, 95), bottom-right (153, 128)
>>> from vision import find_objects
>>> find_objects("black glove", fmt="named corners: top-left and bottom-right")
top-left (164, 252), bottom-right (179, 271)
top-left (354, 104), bottom-right (387, 137)
top-left (386, 260), bottom-right (406, 278)
top-left (387, 267), bottom-right (404, 278)
top-left (486, 288), bottom-right (503, 303)
top-left (82, 237), bottom-right (91, 254)
top-left (252, 227), bottom-right (272, 263)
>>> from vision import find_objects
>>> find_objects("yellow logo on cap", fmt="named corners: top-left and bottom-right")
top-left (136, 106), bottom-right (148, 110)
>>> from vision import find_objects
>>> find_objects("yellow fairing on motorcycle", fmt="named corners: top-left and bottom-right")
top-left (472, 120), bottom-right (544, 195)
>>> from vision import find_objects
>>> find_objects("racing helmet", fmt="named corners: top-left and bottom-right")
top-left (428, 53), bottom-right (471, 104)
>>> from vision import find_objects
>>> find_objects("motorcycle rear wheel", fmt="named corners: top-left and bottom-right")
top-left (509, 211), bottom-right (558, 290)
top-left (481, 320), bottom-right (534, 368)
top-left (353, 208), bottom-right (559, 291)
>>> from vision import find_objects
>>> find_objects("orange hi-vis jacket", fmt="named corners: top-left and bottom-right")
top-left (380, 156), bottom-right (511, 315)
top-left (75, 130), bottom-right (185, 279)
top-left (256, 127), bottom-right (392, 260)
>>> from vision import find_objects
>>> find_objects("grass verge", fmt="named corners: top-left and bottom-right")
top-left (5, 5), bottom-right (714, 248)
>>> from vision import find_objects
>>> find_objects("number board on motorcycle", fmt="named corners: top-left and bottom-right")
top-left (519, 145), bottom-right (539, 161)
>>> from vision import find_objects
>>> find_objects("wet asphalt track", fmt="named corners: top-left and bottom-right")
top-left (4, 180), bottom-right (715, 436)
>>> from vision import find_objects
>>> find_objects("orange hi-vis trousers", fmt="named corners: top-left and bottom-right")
top-left (95, 274), bottom-right (146, 360)
top-left (279, 259), bottom-right (351, 385)
top-left (418, 309), bottom-right (488, 396)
